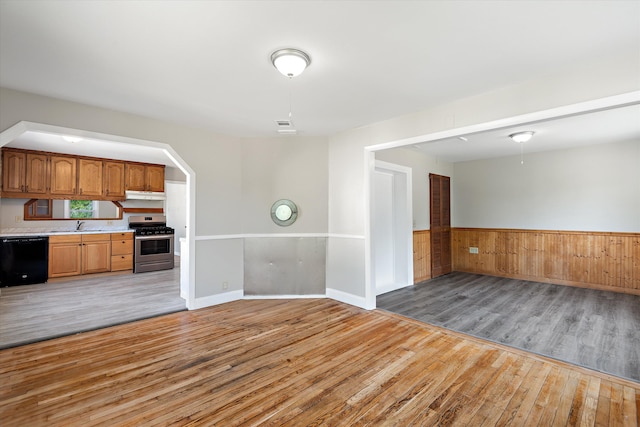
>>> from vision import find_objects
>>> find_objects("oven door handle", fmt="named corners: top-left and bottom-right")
top-left (134, 234), bottom-right (175, 240)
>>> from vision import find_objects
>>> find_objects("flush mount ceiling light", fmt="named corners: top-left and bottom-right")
top-left (62, 136), bottom-right (83, 143)
top-left (509, 131), bottom-right (535, 143)
top-left (270, 48), bottom-right (311, 78)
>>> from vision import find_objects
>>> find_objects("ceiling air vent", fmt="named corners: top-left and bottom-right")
top-left (275, 119), bottom-right (297, 134)
top-left (275, 119), bottom-right (293, 127)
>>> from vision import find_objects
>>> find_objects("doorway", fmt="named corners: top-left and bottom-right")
top-left (372, 160), bottom-right (413, 295)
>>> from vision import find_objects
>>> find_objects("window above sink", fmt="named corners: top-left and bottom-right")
top-left (24, 199), bottom-right (123, 220)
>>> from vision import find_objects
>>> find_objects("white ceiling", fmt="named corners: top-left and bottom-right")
top-left (414, 104), bottom-right (640, 162)
top-left (8, 130), bottom-right (173, 166)
top-left (1, 1), bottom-right (639, 162)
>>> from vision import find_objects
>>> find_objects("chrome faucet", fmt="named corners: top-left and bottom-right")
top-left (76, 221), bottom-right (85, 231)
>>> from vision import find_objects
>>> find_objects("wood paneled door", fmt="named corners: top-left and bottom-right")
top-left (430, 173), bottom-right (451, 278)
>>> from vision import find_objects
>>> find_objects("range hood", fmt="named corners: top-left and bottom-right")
top-left (125, 190), bottom-right (166, 200)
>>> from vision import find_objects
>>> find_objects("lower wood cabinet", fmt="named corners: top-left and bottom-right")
top-left (81, 234), bottom-right (111, 275)
top-left (110, 232), bottom-right (133, 271)
top-left (48, 235), bottom-right (82, 278)
top-left (48, 232), bottom-right (134, 278)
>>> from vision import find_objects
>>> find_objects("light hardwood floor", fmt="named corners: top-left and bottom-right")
top-left (0, 264), bottom-right (185, 349)
top-left (1, 299), bottom-right (638, 426)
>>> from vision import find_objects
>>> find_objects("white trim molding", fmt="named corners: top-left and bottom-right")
top-left (191, 290), bottom-right (244, 310)
top-left (196, 233), bottom-right (364, 241)
top-left (243, 294), bottom-right (326, 300)
top-left (326, 288), bottom-right (371, 310)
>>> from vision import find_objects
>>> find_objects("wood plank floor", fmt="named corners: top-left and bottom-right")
top-left (1, 298), bottom-right (638, 426)
top-left (378, 272), bottom-right (640, 383)
top-left (0, 265), bottom-right (185, 349)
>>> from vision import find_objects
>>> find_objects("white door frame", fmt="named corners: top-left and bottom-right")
top-left (372, 160), bottom-right (413, 296)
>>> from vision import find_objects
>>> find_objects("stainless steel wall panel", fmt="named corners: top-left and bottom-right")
top-left (244, 237), bottom-right (326, 295)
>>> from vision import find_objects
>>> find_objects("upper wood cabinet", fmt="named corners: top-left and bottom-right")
top-left (25, 153), bottom-right (49, 194)
top-left (126, 163), bottom-right (165, 192)
top-left (2, 149), bottom-right (48, 195)
top-left (2, 149), bottom-right (25, 193)
top-left (1, 148), bottom-right (164, 200)
top-left (146, 165), bottom-right (165, 192)
top-left (103, 161), bottom-right (125, 199)
top-left (50, 155), bottom-right (77, 196)
top-left (78, 158), bottom-right (103, 197)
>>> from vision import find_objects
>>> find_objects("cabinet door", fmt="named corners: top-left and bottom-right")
top-left (25, 153), bottom-right (49, 194)
top-left (2, 150), bottom-right (26, 193)
top-left (125, 164), bottom-right (146, 191)
top-left (146, 165), bottom-right (165, 192)
top-left (78, 158), bottom-right (103, 197)
top-left (49, 242), bottom-right (82, 278)
top-left (104, 161), bottom-right (125, 199)
top-left (50, 156), bottom-right (77, 196)
top-left (82, 240), bottom-right (111, 274)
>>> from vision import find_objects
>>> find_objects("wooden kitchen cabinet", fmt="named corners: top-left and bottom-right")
top-left (50, 155), bottom-right (77, 196)
top-left (81, 233), bottom-right (111, 274)
top-left (1, 150), bottom-right (48, 196)
top-left (48, 234), bottom-right (82, 278)
top-left (111, 232), bottom-right (134, 271)
top-left (146, 165), bottom-right (165, 192)
top-left (103, 161), bottom-right (126, 199)
top-left (26, 153), bottom-right (49, 194)
top-left (49, 233), bottom-right (125, 278)
top-left (126, 163), bottom-right (165, 192)
top-left (2, 148), bottom-right (164, 201)
top-left (77, 158), bottom-right (103, 197)
top-left (2, 149), bottom-right (25, 193)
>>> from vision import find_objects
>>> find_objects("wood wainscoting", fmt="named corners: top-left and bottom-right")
top-left (452, 228), bottom-right (640, 295)
top-left (413, 230), bottom-right (431, 283)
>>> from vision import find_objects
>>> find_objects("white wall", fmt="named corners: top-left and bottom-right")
top-left (165, 181), bottom-right (187, 252)
top-left (241, 136), bottom-right (328, 234)
top-left (376, 147), bottom-right (453, 230)
top-left (453, 140), bottom-right (640, 232)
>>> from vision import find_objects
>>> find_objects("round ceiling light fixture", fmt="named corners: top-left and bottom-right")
top-left (509, 131), bottom-right (535, 143)
top-left (62, 135), bottom-right (83, 143)
top-left (271, 48), bottom-right (311, 78)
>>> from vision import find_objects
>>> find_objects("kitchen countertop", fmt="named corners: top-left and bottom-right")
top-left (0, 229), bottom-right (134, 238)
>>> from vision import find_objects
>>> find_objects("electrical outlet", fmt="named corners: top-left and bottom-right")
top-left (106, 220), bottom-right (113, 225)
top-left (469, 247), bottom-right (479, 254)
top-left (15, 215), bottom-right (21, 223)
top-left (223, 282), bottom-right (229, 290)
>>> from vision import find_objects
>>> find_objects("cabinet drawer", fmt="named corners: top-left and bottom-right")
top-left (112, 239), bottom-right (133, 256)
top-left (49, 234), bottom-right (82, 244)
top-left (82, 233), bottom-right (111, 242)
top-left (111, 232), bottom-right (133, 240)
top-left (111, 254), bottom-right (133, 271)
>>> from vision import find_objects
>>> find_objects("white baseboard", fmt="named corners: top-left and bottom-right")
top-left (191, 290), bottom-right (243, 309)
top-left (191, 289), bottom-right (372, 310)
top-left (376, 282), bottom-right (412, 296)
top-left (326, 288), bottom-right (371, 310)
top-left (243, 294), bottom-right (326, 300)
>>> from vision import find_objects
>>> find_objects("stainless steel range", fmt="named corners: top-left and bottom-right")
top-left (128, 215), bottom-right (175, 273)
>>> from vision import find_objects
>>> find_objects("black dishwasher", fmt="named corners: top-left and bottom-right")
top-left (0, 236), bottom-right (49, 287)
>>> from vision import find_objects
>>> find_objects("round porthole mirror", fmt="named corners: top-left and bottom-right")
top-left (271, 199), bottom-right (298, 226)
